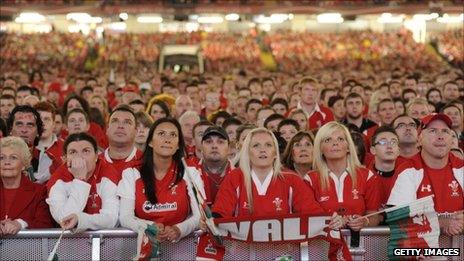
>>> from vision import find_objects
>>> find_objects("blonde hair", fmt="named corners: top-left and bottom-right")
top-left (239, 127), bottom-right (282, 213)
top-left (406, 97), bottom-right (430, 113)
top-left (0, 136), bottom-right (32, 167)
top-left (312, 122), bottom-right (361, 191)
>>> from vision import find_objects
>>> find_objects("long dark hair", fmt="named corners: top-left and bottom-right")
top-left (141, 117), bottom-right (185, 204)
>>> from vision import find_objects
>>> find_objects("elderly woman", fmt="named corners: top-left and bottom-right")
top-left (212, 127), bottom-right (344, 228)
top-left (118, 118), bottom-right (200, 242)
top-left (307, 122), bottom-right (381, 231)
top-left (282, 131), bottom-right (314, 177)
top-left (1, 137), bottom-right (52, 235)
top-left (46, 133), bottom-right (119, 231)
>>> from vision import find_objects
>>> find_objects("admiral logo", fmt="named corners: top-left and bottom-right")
top-left (319, 196), bottom-right (329, 202)
top-left (143, 201), bottom-right (177, 212)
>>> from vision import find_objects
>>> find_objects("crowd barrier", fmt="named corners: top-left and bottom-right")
top-left (1, 227), bottom-right (463, 260)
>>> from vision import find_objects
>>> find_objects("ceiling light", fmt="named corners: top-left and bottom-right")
top-left (225, 13), bottom-right (240, 21)
top-left (437, 13), bottom-right (464, 23)
top-left (317, 13), bottom-right (344, 24)
top-left (15, 12), bottom-right (46, 23)
top-left (378, 13), bottom-right (404, 23)
top-left (119, 13), bottom-right (128, 21)
top-left (197, 16), bottom-right (224, 24)
top-left (137, 15), bottom-right (163, 23)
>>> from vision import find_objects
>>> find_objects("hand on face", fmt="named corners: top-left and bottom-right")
top-left (67, 157), bottom-right (88, 180)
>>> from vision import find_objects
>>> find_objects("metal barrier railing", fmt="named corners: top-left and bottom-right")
top-left (1, 227), bottom-right (463, 260)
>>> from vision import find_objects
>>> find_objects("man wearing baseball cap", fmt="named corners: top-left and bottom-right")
top-left (190, 125), bottom-right (234, 206)
top-left (388, 113), bottom-right (463, 235)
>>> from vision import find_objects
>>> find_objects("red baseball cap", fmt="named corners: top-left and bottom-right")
top-left (420, 113), bottom-right (452, 129)
top-left (122, 85), bottom-right (139, 93)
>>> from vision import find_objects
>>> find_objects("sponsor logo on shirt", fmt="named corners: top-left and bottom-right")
top-left (273, 197), bottom-right (283, 211)
top-left (319, 196), bottom-right (330, 202)
top-left (143, 201), bottom-right (178, 212)
top-left (421, 184), bottom-right (432, 192)
top-left (448, 181), bottom-right (460, 197)
top-left (170, 184), bottom-right (178, 195)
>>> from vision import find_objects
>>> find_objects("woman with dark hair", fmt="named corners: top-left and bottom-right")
top-left (147, 100), bottom-right (171, 122)
top-left (46, 133), bottom-right (119, 231)
top-left (118, 117), bottom-right (200, 242)
top-left (61, 95), bottom-right (108, 148)
top-left (282, 131), bottom-right (314, 177)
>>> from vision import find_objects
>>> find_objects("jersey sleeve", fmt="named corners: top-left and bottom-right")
top-left (46, 178), bottom-right (91, 224)
top-left (117, 168), bottom-right (154, 232)
top-left (211, 169), bottom-right (241, 218)
top-left (387, 166), bottom-right (422, 206)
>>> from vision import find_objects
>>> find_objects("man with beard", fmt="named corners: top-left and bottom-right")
top-left (391, 114), bottom-right (420, 160)
top-left (341, 93), bottom-right (377, 133)
top-left (388, 114), bottom-right (463, 235)
top-left (190, 126), bottom-right (233, 206)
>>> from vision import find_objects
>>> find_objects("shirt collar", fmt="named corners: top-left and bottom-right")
top-left (104, 146), bottom-right (137, 163)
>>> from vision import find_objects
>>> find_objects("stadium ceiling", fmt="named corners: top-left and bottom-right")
top-left (0, 0), bottom-right (463, 17)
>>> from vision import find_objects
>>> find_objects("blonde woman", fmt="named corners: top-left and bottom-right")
top-left (211, 128), bottom-right (344, 229)
top-left (307, 122), bottom-right (381, 231)
top-left (1, 137), bottom-right (52, 235)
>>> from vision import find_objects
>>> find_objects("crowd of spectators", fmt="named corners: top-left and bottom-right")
top-left (0, 27), bottom-right (463, 258)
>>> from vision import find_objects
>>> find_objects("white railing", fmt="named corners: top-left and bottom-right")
top-left (1, 227), bottom-right (463, 260)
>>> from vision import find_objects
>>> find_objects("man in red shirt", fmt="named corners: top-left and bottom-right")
top-left (102, 105), bottom-right (142, 178)
top-left (388, 113), bottom-right (463, 235)
top-left (34, 102), bottom-right (64, 184)
top-left (365, 98), bottom-right (398, 142)
top-left (368, 125), bottom-right (400, 207)
top-left (189, 126), bottom-right (233, 206)
top-left (297, 77), bottom-right (334, 130)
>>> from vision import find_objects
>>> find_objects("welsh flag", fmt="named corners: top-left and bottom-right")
top-left (385, 195), bottom-right (440, 260)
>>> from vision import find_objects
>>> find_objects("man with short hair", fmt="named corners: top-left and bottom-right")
top-left (442, 81), bottom-right (460, 103)
top-left (442, 103), bottom-right (464, 147)
top-left (262, 77), bottom-right (276, 101)
top-left (66, 108), bottom-right (90, 135)
top-left (388, 80), bottom-right (402, 99)
top-left (190, 126), bottom-right (233, 205)
top-left (245, 99), bottom-right (262, 124)
top-left (256, 106), bottom-right (275, 127)
top-left (392, 114), bottom-right (420, 159)
top-left (341, 92), bottom-right (377, 133)
top-left (175, 95), bottom-right (193, 118)
top-left (388, 114), bottom-right (463, 235)
top-left (297, 77), bottom-right (334, 130)
top-left (191, 120), bottom-right (214, 163)
top-left (7, 105), bottom-right (44, 180)
top-left (368, 126), bottom-right (400, 206)
top-left (33, 102), bottom-right (64, 184)
top-left (15, 86), bottom-right (32, 106)
top-left (0, 94), bottom-right (16, 121)
top-left (103, 105), bottom-right (142, 176)
top-left (365, 98), bottom-right (398, 142)
top-left (7, 105), bottom-right (42, 147)
top-left (179, 111), bottom-right (201, 159)
top-left (320, 88), bottom-right (337, 108)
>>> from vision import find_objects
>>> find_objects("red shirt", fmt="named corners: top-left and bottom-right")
top-left (188, 160), bottom-right (234, 205)
top-left (308, 105), bottom-right (334, 130)
top-left (388, 153), bottom-right (464, 213)
top-left (306, 167), bottom-right (381, 216)
top-left (212, 168), bottom-right (324, 218)
top-left (133, 163), bottom-right (192, 226)
top-left (101, 147), bottom-right (143, 179)
top-left (1, 188), bottom-right (18, 219)
top-left (366, 161), bottom-right (401, 208)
